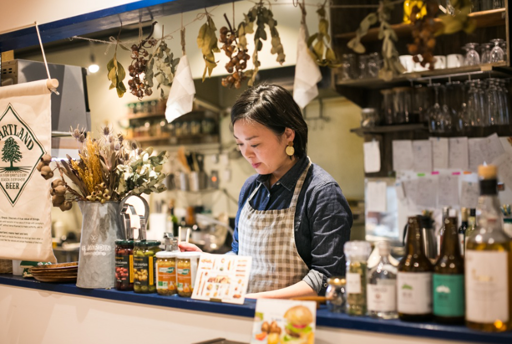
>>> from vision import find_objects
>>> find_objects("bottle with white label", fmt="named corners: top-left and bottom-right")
top-left (398, 216), bottom-right (433, 322)
top-left (466, 165), bottom-right (512, 332)
top-left (367, 240), bottom-right (398, 319)
top-left (344, 241), bottom-right (372, 316)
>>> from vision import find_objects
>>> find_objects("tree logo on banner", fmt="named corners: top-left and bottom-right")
top-left (0, 104), bottom-right (44, 206)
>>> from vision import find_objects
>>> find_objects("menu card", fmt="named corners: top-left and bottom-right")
top-left (192, 254), bottom-right (252, 304)
top-left (251, 299), bottom-right (316, 344)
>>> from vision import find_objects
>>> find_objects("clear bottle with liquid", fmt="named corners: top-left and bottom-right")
top-left (367, 241), bottom-right (398, 319)
top-left (465, 165), bottom-right (512, 332)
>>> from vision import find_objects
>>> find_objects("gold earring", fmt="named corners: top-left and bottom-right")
top-left (285, 141), bottom-right (295, 158)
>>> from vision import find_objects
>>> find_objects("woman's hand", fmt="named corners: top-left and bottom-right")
top-left (178, 242), bottom-right (202, 252)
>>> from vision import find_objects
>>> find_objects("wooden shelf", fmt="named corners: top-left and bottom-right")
top-left (335, 8), bottom-right (506, 42)
top-left (350, 123), bottom-right (428, 137)
top-left (336, 62), bottom-right (510, 89)
top-left (127, 112), bottom-right (165, 120)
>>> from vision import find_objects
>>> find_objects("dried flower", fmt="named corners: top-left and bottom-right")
top-left (41, 126), bottom-right (168, 211)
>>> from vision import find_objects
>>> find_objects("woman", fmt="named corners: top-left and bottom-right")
top-left (181, 84), bottom-right (352, 299)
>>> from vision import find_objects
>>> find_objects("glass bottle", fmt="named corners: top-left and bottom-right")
top-left (437, 207), bottom-right (451, 256)
top-left (433, 217), bottom-right (465, 324)
top-left (367, 241), bottom-right (398, 319)
top-left (397, 216), bottom-right (434, 322)
top-left (466, 165), bottom-right (512, 332)
top-left (381, 89), bottom-right (394, 125)
top-left (344, 241), bottom-right (372, 316)
top-left (465, 208), bottom-right (476, 248)
top-left (459, 207), bottom-right (468, 256)
top-left (326, 277), bottom-right (346, 313)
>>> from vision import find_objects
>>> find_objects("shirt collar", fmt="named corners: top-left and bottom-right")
top-left (255, 156), bottom-right (308, 191)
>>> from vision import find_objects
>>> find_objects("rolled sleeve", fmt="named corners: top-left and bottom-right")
top-left (302, 269), bottom-right (326, 294)
top-left (306, 182), bottom-right (352, 295)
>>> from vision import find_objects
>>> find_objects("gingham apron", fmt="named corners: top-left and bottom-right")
top-left (238, 158), bottom-right (311, 293)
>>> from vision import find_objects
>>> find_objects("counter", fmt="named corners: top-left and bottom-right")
top-left (1, 275), bottom-right (511, 344)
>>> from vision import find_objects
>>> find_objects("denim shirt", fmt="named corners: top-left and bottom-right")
top-left (231, 156), bottom-right (353, 295)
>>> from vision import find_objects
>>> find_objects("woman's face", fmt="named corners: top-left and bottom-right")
top-left (234, 119), bottom-right (294, 176)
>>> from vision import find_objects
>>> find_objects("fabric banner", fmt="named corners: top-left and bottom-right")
top-left (0, 80), bottom-right (56, 263)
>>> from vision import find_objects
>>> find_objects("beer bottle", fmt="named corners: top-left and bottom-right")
top-left (434, 217), bottom-right (464, 324)
top-left (397, 216), bottom-right (433, 321)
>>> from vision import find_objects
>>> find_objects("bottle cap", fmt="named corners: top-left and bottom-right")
top-left (478, 164), bottom-right (497, 179)
top-left (343, 241), bottom-right (372, 259)
top-left (377, 240), bottom-right (391, 256)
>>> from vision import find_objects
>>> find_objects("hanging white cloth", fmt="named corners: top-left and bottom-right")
top-left (0, 79), bottom-right (56, 263)
top-left (293, 23), bottom-right (322, 109)
top-left (165, 55), bottom-right (196, 123)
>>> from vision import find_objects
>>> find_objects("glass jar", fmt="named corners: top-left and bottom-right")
top-left (176, 252), bottom-right (201, 297)
top-left (381, 89), bottom-right (394, 125)
top-left (361, 108), bottom-right (379, 128)
top-left (133, 240), bottom-right (161, 294)
top-left (326, 277), bottom-right (346, 313)
top-left (115, 240), bottom-right (134, 291)
top-left (392, 87), bottom-right (413, 124)
top-left (344, 241), bottom-right (372, 316)
top-left (155, 251), bottom-right (177, 296)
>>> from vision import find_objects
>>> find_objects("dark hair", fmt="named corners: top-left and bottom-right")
top-left (230, 84), bottom-right (308, 158)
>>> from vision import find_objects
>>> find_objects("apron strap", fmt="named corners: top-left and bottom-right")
top-left (289, 157), bottom-right (311, 209)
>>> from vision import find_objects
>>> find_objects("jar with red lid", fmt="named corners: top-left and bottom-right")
top-left (115, 240), bottom-right (134, 291)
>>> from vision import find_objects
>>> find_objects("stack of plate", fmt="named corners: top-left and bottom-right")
top-left (30, 262), bottom-right (78, 283)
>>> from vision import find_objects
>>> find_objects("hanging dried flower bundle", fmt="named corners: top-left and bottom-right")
top-left (238, 2), bottom-right (286, 86)
top-left (220, 14), bottom-right (252, 89)
top-left (197, 12), bottom-right (221, 81)
top-left (307, 2), bottom-right (340, 68)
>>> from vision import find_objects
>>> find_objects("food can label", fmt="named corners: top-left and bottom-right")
top-left (134, 256), bottom-right (154, 287)
top-left (115, 255), bottom-right (132, 286)
top-left (156, 262), bottom-right (176, 291)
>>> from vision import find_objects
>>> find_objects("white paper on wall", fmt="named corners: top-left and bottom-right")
top-left (448, 137), bottom-right (469, 170)
top-left (363, 141), bottom-right (381, 173)
top-left (412, 140), bottom-right (432, 173)
top-left (430, 137), bottom-right (449, 170)
top-left (414, 177), bottom-right (437, 208)
top-left (367, 181), bottom-right (387, 212)
top-left (468, 138), bottom-right (485, 172)
top-left (395, 181), bottom-right (406, 200)
top-left (460, 180), bottom-right (479, 208)
top-left (494, 153), bottom-right (512, 189)
top-left (393, 140), bottom-right (414, 171)
top-left (437, 174), bottom-right (460, 207)
top-left (479, 133), bottom-right (506, 164)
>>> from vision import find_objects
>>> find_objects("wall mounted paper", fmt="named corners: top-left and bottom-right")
top-left (293, 23), bottom-right (322, 109)
top-left (479, 133), bottom-right (505, 164)
top-left (494, 154), bottom-right (512, 189)
top-left (468, 138), bottom-right (485, 172)
top-left (460, 181), bottom-right (479, 208)
top-left (414, 177), bottom-right (437, 208)
top-left (0, 80), bottom-right (55, 262)
top-left (430, 137), bottom-right (449, 170)
top-left (395, 181), bottom-right (406, 200)
top-left (448, 137), bottom-right (469, 170)
top-left (392, 140), bottom-right (414, 171)
top-left (367, 181), bottom-right (387, 212)
top-left (437, 174), bottom-right (460, 207)
top-left (364, 141), bottom-right (381, 173)
top-left (403, 179), bottom-right (418, 205)
top-left (412, 140), bottom-right (432, 172)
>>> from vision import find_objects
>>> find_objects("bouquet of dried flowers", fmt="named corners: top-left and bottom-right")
top-left (37, 126), bottom-right (167, 211)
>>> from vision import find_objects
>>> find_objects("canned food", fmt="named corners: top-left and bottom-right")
top-left (115, 240), bottom-right (134, 291)
top-left (133, 241), bottom-right (161, 293)
top-left (155, 251), bottom-right (177, 296)
top-left (176, 252), bottom-right (201, 297)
